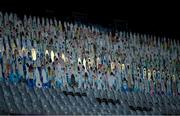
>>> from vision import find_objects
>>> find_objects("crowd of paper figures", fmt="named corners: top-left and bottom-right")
top-left (0, 12), bottom-right (180, 96)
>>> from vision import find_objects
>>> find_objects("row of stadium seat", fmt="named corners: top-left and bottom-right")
top-left (0, 80), bottom-right (180, 115)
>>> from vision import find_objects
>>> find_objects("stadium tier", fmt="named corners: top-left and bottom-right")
top-left (1, 81), bottom-right (180, 115)
top-left (0, 11), bottom-right (180, 115)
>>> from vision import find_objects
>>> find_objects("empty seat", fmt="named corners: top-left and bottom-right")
top-left (123, 107), bottom-right (131, 115)
top-left (86, 88), bottom-right (94, 97)
top-left (33, 103), bottom-right (44, 115)
top-left (107, 90), bottom-right (115, 100)
top-left (16, 103), bottom-right (28, 114)
top-left (49, 100), bottom-right (61, 114)
top-left (136, 110), bottom-right (142, 115)
top-left (101, 89), bottom-right (107, 99)
top-left (43, 104), bottom-right (55, 115)
top-left (93, 89), bottom-right (101, 98)
top-left (128, 99), bottom-right (135, 107)
top-left (68, 95), bottom-right (77, 106)
top-left (0, 98), bottom-right (8, 114)
top-left (127, 91), bottom-right (134, 100)
top-left (1, 79), bottom-right (180, 115)
top-left (2, 86), bottom-right (12, 97)
top-left (0, 86), bottom-right (4, 100)
top-left (34, 87), bottom-right (44, 98)
top-left (130, 110), bottom-right (137, 115)
top-left (74, 87), bottom-right (81, 93)
top-left (6, 101), bottom-right (19, 114)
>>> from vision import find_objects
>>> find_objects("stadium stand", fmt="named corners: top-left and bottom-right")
top-left (0, 11), bottom-right (180, 115)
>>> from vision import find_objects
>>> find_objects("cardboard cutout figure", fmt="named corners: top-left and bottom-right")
top-left (42, 67), bottom-right (49, 88)
top-left (51, 50), bottom-right (55, 62)
top-left (144, 69), bottom-right (149, 93)
top-left (122, 78), bottom-right (128, 92)
top-left (18, 57), bottom-right (24, 80)
top-left (46, 18), bottom-right (49, 28)
top-left (9, 61), bottom-right (18, 84)
top-left (32, 16), bottom-right (36, 27)
top-left (0, 63), bottom-right (3, 81)
top-left (78, 68), bottom-right (83, 88)
top-left (161, 71), bottom-right (166, 94)
top-left (92, 70), bottom-right (97, 89)
top-left (54, 64), bottom-right (59, 88)
top-left (37, 17), bottom-right (40, 26)
top-left (83, 58), bottom-right (87, 71)
top-left (96, 57), bottom-right (101, 69)
top-left (177, 77), bottom-right (180, 95)
top-left (116, 65), bottom-right (122, 91)
top-left (26, 64), bottom-right (34, 88)
top-left (127, 64), bottom-right (132, 91)
top-left (0, 12), bottom-right (2, 26)
top-left (88, 68), bottom-right (93, 88)
top-left (156, 70), bottom-right (161, 94)
top-left (121, 63), bottom-right (125, 80)
top-left (50, 65), bottom-right (56, 88)
top-left (143, 68), bottom-right (146, 79)
top-left (5, 58), bottom-right (11, 79)
top-left (35, 66), bottom-right (42, 88)
top-left (167, 75), bottom-right (172, 95)
top-left (0, 37), bottom-right (4, 53)
top-left (172, 75), bottom-right (177, 96)
top-left (31, 48), bottom-right (36, 61)
top-left (42, 17), bottom-right (45, 26)
top-left (147, 69), bottom-right (151, 93)
top-left (152, 69), bottom-right (157, 93)
top-left (150, 69), bottom-right (155, 94)
top-left (83, 71), bottom-right (88, 89)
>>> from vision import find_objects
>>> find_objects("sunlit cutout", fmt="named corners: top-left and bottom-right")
top-left (78, 58), bottom-right (81, 64)
top-left (88, 58), bottom-right (92, 68)
top-left (55, 52), bottom-right (58, 58)
top-left (62, 53), bottom-right (66, 62)
top-left (31, 48), bottom-right (36, 61)
top-left (172, 75), bottom-right (176, 81)
top-left (121, 64), bottom-right (125, 70)
top-left (51, 50), bottom-right (54, 62)
top-left (96, 57), bottom-right (100, 68)
top-left (45, 50), bottom-right (49, 55)
top-left (83, 58), bottom-right (87, 71)
top-left (111, 62), bottom-right (115, 71)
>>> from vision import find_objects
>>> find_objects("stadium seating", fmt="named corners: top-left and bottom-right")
top-left (0, 81), bottom-right (180, 115)
top-left (0, 11), bottom-right (180, 114)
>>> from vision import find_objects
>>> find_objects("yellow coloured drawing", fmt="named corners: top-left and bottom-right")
top-left (62, 53), bottom-right (66, 62)
top-left (31, 48), bottom-right (37, 61)
top-left (51, 50), bottom-right (55, 62)
top-left (121, 64), bottom-right (125, 70)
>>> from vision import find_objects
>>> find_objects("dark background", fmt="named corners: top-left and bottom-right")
top-left (0, 1), bottom-right (179, 39)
